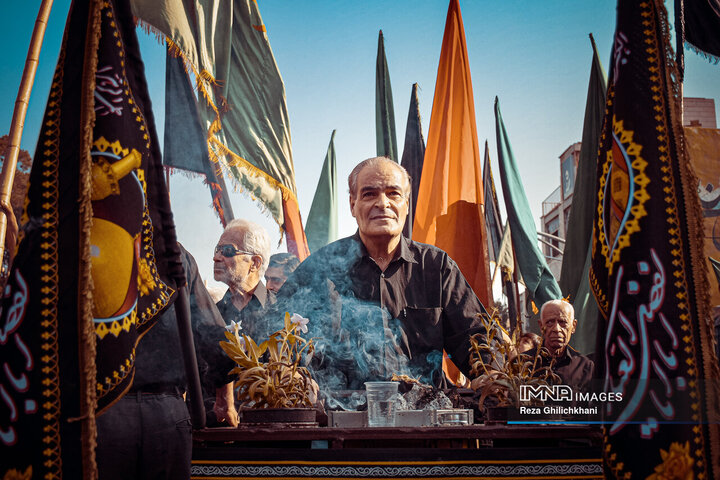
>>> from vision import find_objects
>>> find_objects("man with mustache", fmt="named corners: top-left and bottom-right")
top-left (277, 157), bottom-right (489, 392)
top-left (528, 299), bottom-right (594, 390)
top-left (213, 219), bottom-right (276, 341)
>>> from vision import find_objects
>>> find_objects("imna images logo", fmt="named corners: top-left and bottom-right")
top-left (519, 384), bottom-right (624, 403)
top-left (519, 385), bottom-right (573, 402)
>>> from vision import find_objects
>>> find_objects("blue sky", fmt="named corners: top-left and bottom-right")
top-left (1, 0), bottom-right (718, 288)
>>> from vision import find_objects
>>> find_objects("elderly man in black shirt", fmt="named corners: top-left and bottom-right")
top-left (527, 299), bottom-right (594, 391)
top-left (213, 219), bottom-right (276, 341)
top-left (277, 157), bottom-right (488, 393)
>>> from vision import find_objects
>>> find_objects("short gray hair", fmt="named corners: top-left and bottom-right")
top-left (224, 219), bottom-right (272, 275)
top-left (268, 252), bottom-right (300, 276)
top-left (540, 299), bottom-right (574, 320)
top-left (347, 156), bottom-right (411, 197)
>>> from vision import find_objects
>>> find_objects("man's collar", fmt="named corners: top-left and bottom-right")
top-left (397, 234), bottom-right (419, 264)
top-left (222, 281), bottom-right (268, 308)
top-left (549, 345), bottom-right (577, 363)
top-left (563, 345), bottom-right (580, 359)
top-left (252, 281), bottom-right (269, 308)
top-left (351, 230), bottom-right (418, 264)
top-left (528, 344), bottom-right (576, 362)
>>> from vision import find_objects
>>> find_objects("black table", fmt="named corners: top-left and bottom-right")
top-left (192, 424), bottom-right (603, 479)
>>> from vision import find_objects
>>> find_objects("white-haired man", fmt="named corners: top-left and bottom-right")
top-left (530, 299), bottom-right (594, 390)
top-left (277, 157), bottom-right (489, 392)
top-left (213, 219), bottom-right (276, 340)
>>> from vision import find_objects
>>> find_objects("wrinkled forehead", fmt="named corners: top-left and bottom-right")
top-left (356, 163), bottom-right (410, 193)
top-left (541, 303), bottom-right (572, 321)
top-left (218, 227), bottom-right (244, 247)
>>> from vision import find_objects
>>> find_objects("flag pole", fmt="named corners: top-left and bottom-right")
top-left (0, 0), bottom-right (55, 261)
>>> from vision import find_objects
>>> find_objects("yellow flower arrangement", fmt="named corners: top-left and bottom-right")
top-left (468, 311), bottom-right (558, 410)
top-left (220, 312), bottom-right (317, 408)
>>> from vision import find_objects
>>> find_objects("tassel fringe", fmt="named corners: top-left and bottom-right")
top-left (135, 20), bottom-right (298, 230)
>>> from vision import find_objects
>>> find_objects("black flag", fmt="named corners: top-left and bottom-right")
top-left (0, 0), bottom-right (181, 476)
top-left (590, 1), bottom-right (720, 478)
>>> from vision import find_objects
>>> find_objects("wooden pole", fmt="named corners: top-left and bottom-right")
top-left (0, 0), bottom-right (55, 261)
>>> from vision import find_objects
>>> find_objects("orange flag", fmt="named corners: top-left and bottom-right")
top-left (412, 0), bottom-right (491, 307)
top-left (282, 196), bottom-right (310, 261)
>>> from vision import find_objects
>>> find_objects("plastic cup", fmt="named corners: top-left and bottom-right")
top-left (364, 381), bottom-right (399, 427)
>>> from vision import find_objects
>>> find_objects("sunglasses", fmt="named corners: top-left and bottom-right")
top-left (214, 244), bottom-right (255, 258)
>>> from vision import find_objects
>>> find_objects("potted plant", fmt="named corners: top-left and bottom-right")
top-left (468, 311), bottom-right (559, 423)
top-left (220, 312), bottom-right (319, 424)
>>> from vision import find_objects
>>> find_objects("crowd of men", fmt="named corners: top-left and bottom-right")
top-left (85, 156), bottom-right (595, 479)
top-left (203, 157), bottom-right (593, 392)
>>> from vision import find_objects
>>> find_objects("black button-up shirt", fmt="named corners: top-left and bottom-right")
top-left (277, 233), bottom-right (488, 389)
top-left (216, 281), bottom-right (277, 343)
top-left (526, 345), bottom-right (595, 392)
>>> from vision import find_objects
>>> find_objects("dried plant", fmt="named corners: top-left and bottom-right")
top-left (468, 311), bottom-right (559, 410)
top-left (220, 313), bottom-right (318, 408)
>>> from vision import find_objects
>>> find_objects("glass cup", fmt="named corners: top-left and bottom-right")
top-left (364, 381), bottom-right (399, 427)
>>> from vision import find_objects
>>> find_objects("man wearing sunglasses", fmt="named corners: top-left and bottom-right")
top-left (213, 219), bottom-right (276, 341)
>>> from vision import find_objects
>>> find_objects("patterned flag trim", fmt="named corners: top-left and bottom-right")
top-left (590, 2), bottom-right (720, 478)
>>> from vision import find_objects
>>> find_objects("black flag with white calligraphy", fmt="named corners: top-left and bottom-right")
top-left (0, 0), bottom-right (181, 477)
top-left (589, 1), bottom-right (720, 478)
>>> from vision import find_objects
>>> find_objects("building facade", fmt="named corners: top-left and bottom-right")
top-left (683, 97), bottom-right (717, 129)
top-left (540, 142), bottom-right (580, 279)
top-left (538, 97), bottom-right (717, 280)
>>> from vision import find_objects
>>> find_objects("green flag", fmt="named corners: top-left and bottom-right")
top-left (494, 97), bottom-right (562, 307)
top-left (569, 247), bottom-right (596, 353)
top-left (376, 30), bottom-right (398, 162)
top-left (305, 130), bottom-right (338, 253)
top-left (163, 48), bottom-right (235, 227)
top-left (400, 83), bottom-right (425, 238)
top-left (131, 0), bottom-right (302, 239)
top-left (559, 34), bottom-right (606, 355)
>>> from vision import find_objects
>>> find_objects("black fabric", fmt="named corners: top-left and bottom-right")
top-left (0, 1), bottom-right (94, 475)
top-left (0, 0), bottom-right (180, 476)
top-left (400, 83), bottom-right (425, 238)
top-left (683, 0), bottom-right (720, 60)
top-left (590, 2), bottom-right (718, 478)
top-left (276, 233), bottom-right (488, 390)
top-left (96, 394), bottom-right (192, 480)
top-left (132, 244), bottom-right (233, 392)
top-left (525, 346), bottom-right (595, 393)
top-left (215, 281), bottom-right (277, 341)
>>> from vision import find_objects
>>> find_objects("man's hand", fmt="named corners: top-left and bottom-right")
top-left (213, 383), bottom-right (238, 427)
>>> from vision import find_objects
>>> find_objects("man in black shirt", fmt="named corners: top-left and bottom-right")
top-left (96, 244), bottom-right (237, 480)
top-left (528, 299), bottom-right (594, 391)
top-left (213, 219), bottom-right (276, 340)
top-left (277, 157), bottom-right (488, 391)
